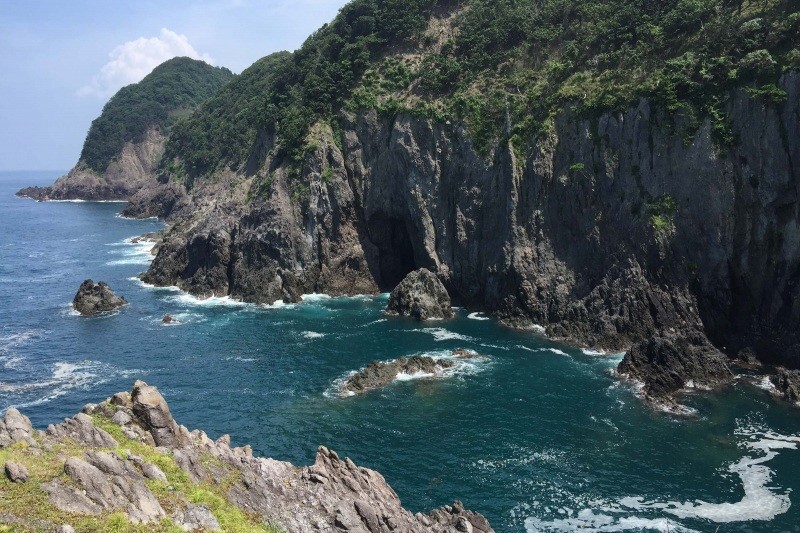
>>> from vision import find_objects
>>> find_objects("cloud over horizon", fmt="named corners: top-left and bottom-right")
top-left (77, 28), bottom-right (213, 98)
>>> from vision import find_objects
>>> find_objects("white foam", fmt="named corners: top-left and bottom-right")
top-left (467, 312), bottom-right (490, 321)
top-left (532, 421), bottom-right (800, 530)
top-left (300, 293), bottom-right (332, 302)
top-left (1, 360), bottom-right (132, 409)
top-left (106, 237), bottom-right (156, 266)
top-left (517, 345), bottom-right (568, 356)
top-left (395, 370), bottom-right (437, 381)
top-left (0, 330), bottom-right (44, 369)
top-left (302, 331), bottom-right (325, 339)
top-left (525, 510), bottom-right (698, 532)
top-left (164, 292), bottom-right (252, 308)
top-left (420, 328), bottom-right (474, 342)
top-left (263, 299), bottom-right (296, 310)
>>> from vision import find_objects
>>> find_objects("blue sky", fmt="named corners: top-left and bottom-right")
top-left (0, 0), bottom-right (349, 171)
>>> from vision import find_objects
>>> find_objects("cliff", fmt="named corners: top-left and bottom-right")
top-left (18, 57), bottom-right (233, 201)
top-left (0, 381), bottom-right (492, 532)
top-left (131, 70), bottom-right (800, 403)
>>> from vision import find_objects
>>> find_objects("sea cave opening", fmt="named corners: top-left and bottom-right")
top-left (366, 212), bottom-right (418, 290)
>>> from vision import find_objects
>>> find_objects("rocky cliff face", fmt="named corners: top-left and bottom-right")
top-left (18, 127), bottom-right (167, 201)
top-left (134, 73), bottom-right (799, 400)
top-left (0, 382), bottom-right (493, 532)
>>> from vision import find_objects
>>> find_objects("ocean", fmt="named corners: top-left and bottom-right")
top-left (1, 170), bottom-right (799, 532)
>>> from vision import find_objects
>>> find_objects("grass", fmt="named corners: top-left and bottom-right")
top-left (0, 414), bottom-right (284, 532)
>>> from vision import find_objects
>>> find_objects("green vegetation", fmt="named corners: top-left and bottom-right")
top-left (80, 57), bottom-right (233, 173)
top-left (647, 194), bottom-right (678, 236)
top-left (160, 0), bottom-right (799, 187)
top-left (0, 415), bottom-right (282, 532)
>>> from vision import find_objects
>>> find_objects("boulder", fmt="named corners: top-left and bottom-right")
top-left (72, 279), bottom-right (127, 316)
top-left (131, 380), bottom-right (188, 447)
top-left (771, 368), bottom-right (800, 405)
top-left (162, 315), bottom-right (174, 324)
top-left (173, 504), bottom-right (221, 531)
top-left (618, 332), bottom-right (733, 399)
top-left (0, 408), bottom-right (36, 447)
top-left (343, 356), bottom-right (455, 394)
top-left (387, 269), bottom-right (454, 321)
top-left (4, 460), bottom-right (29, 483)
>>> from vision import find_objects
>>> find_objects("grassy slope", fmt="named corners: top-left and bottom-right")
top-left (0, 415), bottom-right (281, 533)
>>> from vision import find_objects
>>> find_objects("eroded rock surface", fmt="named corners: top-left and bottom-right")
top-left (387, 269), bottom-right (454, 321)
top-left (72, 279), bottom-right (127, 316)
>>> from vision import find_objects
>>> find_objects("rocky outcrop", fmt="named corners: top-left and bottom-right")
top-left (17, 127), bottom-right (167, 201)
top-left (72, 279), bottom-right (127, 316)
top-left (0, 382), bottom-right (493, 532)
top-left (387, 269), bottom-right (455, 321)
top-left (618, 332), bottom-right (734, 400)
top-left (343, 356), bottom-right (456, 394)
top-left (771, 368), bottom-right (800, 405)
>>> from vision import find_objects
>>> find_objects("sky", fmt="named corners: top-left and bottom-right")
top-left (0, 0), bottom-right (349, 171)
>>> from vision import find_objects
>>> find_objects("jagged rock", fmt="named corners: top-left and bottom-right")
top-left (72, 279), bottom-right (127, 316)
top-left (343, 356), bottom-right (456, 394)
top-left (8, 383), bottom-right (494, 531)
top-left (771, 368), bottom-right (800, 405)
top-left (387, 269), bottom-right (454, 321)
top-left (173, 504), bottom-right (221, 531)
top-left (4, 460), bottom-right (29, 483)
top-left (131, 380), bottom-right (189, 447)
top-left (46, 413), bottom-right (118, 448)
top-left (618, 332), bottom-right (734, 399)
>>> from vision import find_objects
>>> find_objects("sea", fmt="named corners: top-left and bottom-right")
top-left (1, 170), bottom-right (799, 532)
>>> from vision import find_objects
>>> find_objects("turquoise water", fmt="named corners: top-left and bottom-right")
top-left (2, 170), bottom-right (800, 532)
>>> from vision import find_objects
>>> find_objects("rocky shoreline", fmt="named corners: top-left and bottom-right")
top-left (0, 381), bottom-right (493, 532)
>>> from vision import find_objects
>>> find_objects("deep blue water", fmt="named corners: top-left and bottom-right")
top-left (2, 170), bottom-right (800, 532)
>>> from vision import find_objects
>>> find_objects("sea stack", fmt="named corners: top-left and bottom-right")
top-left (72, 279), bottom-right (127, 316)
top-left (386, 269), bottom-right (454, 321)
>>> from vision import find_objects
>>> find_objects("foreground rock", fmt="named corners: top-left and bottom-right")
top-left (387, 269), bottom-right (454, 321)
top-left (72, 279), bottom-right (127, 316)
top-left (618, 332), bottom-right (734, 403)
top-left (0, 381), bottom-right (493, 532)
top-left (771, 368), bottom-right (800, 405)
top-left (4, 460), bottom-right (29, 483)
top-left (343, 356), bottom-right (456, 395)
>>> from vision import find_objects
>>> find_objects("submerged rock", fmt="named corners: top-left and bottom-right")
top-left (72, 279), bottom-right (127, 316)
top-left (343, 355), bottom-right (456, 394)
top-left (771, 368), bottom-right (800, 405)
top-left (387, 269), bottom-right (454, 321)
top-left (162, 314), bottom-right (174, 324)
top-left (618, 332), bottom-right (734, 400)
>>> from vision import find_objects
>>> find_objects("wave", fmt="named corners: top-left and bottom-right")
top-left (127, 277), bottom-right (181, 292)
top-left (467, 312), bottom-right (491, 321)
top-left (419, 328), bottom-right (474, 342)
top-left (302, 331), bottom-right (325, 339)
top-left (525, 511), bottom-right (698, 532)
top-left (163, 292), bottom-right (254, 308)
top-left (263, 299), bottom-right (296, 310)
top-left (0, 330), bottom-right (45, 369)
top-left (0, 360), bottom-right (141, 409)
top-left (105, 237), bottom-right (156, 266)
top-left (517, 345), bottom-right (569, 356)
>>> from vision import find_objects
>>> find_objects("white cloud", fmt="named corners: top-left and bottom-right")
top-left (77, 28), bottom-right (213, 98)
